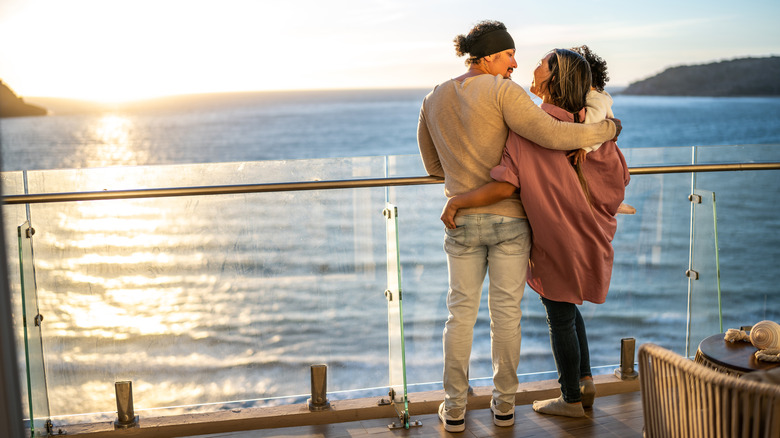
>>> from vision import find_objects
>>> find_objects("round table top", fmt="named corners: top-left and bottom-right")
top-left (698, 332), bottom-right (780, 373)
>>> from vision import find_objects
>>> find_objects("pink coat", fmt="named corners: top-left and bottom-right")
top-left (490, 103), bottom-right (630, 304)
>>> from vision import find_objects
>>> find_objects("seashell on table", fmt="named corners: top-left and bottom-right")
top-left (750, 320), bottom-right (780, 350)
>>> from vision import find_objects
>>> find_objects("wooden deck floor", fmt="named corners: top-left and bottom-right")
top-left (189, 391), bottom-right (644, 438)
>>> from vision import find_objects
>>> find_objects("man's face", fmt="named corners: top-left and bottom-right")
top-left (485, 49), bottom-right (518, 79)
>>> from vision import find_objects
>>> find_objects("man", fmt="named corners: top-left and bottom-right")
top-left (417, 20), bottom-right (619, 433)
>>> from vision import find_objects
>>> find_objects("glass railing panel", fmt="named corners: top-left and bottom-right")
top-left (587, 168), bottom-right (695, 364)
top-left (383, 203), bottom-right (411, 427)
top-left (382, 186), bottom-right (449, 390)
top-left (1, 170), bottom-right (27, 196)
top-left (22, 155), bottom-right (393, 194)
top-left (690, 175), bottom-right (780, 338)
top-left (618, 145), bottom-right (695, 167)
top-left (686, 190), bottom-right (722, 357)
top-left (2, 171), bottom-right (35, 423)
top-left (693, 143), bottom-right (780, 164)
top-left (18, 220), bottom-right (51, 437)
top-left (388, 150), bottom-right (697, 389)
top-left (384, 154), bottom-right (428, 178)
top-left (3, 147), bottom-right (776, 424)
top-left (15, 157), bottom-right (401, 425)
top-left (384, 203), bottom-right (403, 399)
top-left (692, 144), bottom-right (780, 336)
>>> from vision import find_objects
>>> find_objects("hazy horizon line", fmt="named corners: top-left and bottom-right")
top-left (23, 84), bottom-right (633, 107)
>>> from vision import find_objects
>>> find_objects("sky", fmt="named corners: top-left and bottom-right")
top-left (1, 0), bottom-right (779, 102)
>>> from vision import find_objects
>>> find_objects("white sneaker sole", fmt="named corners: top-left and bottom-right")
top-left (438, 403), bottom-right (466, 432)
top-left (490, 404), bottom-right (515, 427)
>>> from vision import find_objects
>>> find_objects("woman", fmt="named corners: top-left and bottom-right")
top-left (440, 48), bottom-right (630, 418)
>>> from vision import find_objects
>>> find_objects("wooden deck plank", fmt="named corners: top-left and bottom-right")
top-left (188, 392), bottom-right (644, 438)
top-left (60, 375), bottom-right (639, 438)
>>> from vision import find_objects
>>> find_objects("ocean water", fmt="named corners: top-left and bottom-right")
top-left (1, 89), bottom-right (779, 423)
top-left (4, 90), bottom-right (780, 171)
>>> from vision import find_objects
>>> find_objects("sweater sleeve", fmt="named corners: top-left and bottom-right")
top-left (499, 81), bottom-right (615, 151)
top-left (582, 90), bottom-right (614, 152)
top-left (417, 102), bottom-right (444, 178)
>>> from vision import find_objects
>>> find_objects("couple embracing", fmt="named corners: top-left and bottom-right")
top-left (417, 20), bottom-right (630, 432)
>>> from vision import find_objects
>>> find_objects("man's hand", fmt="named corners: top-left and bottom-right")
top-left (440, 197), bottom-right (459, 229)
top-left (608, 117), bottom-right (622, 141)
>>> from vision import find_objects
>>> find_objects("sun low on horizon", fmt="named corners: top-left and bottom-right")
top-left (0, 0), bottom-right (445, 102)
top-left (1, 0), bottom-right (778, 103)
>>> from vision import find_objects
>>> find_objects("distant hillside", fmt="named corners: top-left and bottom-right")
top-left (22, 96), bottom-right (116, 115)
top-left (0, 80), bottom-right (47, 117)
top-left (620, 56), bottom-right (780, 97)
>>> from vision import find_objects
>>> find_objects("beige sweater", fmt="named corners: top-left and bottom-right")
top-left (417, 74), bottom-right (616, 218)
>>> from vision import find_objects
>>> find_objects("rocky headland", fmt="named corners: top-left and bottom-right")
top-left (0, 80), bottom-right (47, 117)
top-left (620, 56), bottom-right (780, 97)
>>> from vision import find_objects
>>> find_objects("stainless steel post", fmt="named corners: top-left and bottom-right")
top-left (614, 338), bottom-right (638, 380)
top-left (307, 364), bottom-right (331, 411)
top-left (114, 381), bottom-right (139, 428)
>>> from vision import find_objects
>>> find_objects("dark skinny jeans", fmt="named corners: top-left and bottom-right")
top-left (540, 296), bottom-right (593, 403)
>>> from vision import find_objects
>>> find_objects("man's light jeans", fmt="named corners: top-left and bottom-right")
top-left (442, 214), bottom-right (531, 412)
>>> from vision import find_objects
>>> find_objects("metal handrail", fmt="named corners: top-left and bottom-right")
top-left (2, 162), bottom-right (779, 205)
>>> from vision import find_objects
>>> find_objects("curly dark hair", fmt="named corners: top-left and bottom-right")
top-left (571, 45), bottom-right (609, 91)
top-left (453, 20), bottom-right (508, 65)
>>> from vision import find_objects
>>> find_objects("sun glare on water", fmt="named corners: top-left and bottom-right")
top-left (81, 115), bottom-right (149, 168)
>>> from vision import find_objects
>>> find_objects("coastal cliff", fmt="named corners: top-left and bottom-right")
top-left (620, 56), bottom-right (780, 97)
top-left (0, 80), bottom-right (47, 117)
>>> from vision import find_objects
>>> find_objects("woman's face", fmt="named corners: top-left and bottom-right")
top-left (530, 53), bottom-right (553, 99)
